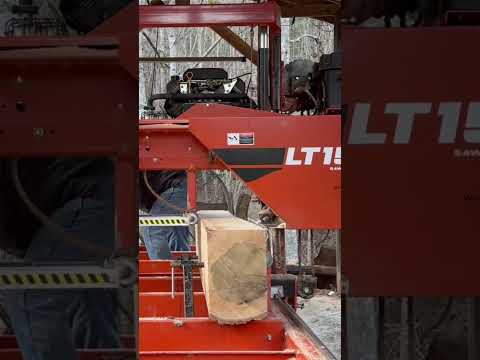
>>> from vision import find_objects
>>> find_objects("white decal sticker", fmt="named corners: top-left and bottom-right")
top-left (227, 132), bottom-right (255, 146)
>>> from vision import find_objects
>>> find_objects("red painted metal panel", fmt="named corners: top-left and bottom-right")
top-left (0, 38), bottom-right (119, 64)
top-left (0, 64), bottom-right (135, 157)
top-left (139, 105), bottom-right (341, 229)
top-left (0, 336), bottom-right (18, 349)
top-left (139, 250), bottom-right (195, 259)
top-left (140, 260), bottom-right (200, 275)
top-left (188, 105), bottom-right (341, 229)
top-left (0, 349), bottom-right (135, 360)
top-left (140, 251), bottom-right (196, 260)
top-left (139, 276), bottom-right (203, 292)
top-left (92, 3), bottom-right (139, 78)
top-left (139, 245), bottom-right (196, 252)
top-left (140, 292), bottom-right (208, 317)
top-left (139, 123), bottom-right (225, 170)
top-left (0, 44), bottom-right (137, 250)
top-left (343, 26), bottom-right (480, 295)
top-left (139, 2), bottom-right (280, 30)
top-left (0, 4), bottom-right (138, 251)
top-left (172, 251), bottom-right (197, 258)
top-left (139, 318), bottom-right (286, 351)
top-left (0, 335), bottom-right (135, 349)
top-left (140, 351), bottom-right (296, 359)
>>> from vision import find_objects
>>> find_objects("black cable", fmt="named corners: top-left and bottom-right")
top-left (142, 171), bottom-right (188, 213)
top-left (0, 305), bottom-right (13, 335)
top-left (229, 72), bottom-right (252, 81)
top-left (9, 159), bottom-right (112, 258)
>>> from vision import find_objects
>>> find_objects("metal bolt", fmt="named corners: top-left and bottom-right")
top-left (16, 76), bottom-right (23, 84)
top-left (266, 334), bottom-right (272, 341)
top-left (33, 128), bottom-right (44, 137)
top-left (117, 103), bottom-right (124, 110)
top-left (153, 158), bottom-right (158, 163)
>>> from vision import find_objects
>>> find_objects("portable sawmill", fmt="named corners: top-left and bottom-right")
top-left (0, 3), bottom-right (138, 359)
top-left (138, 1), bottom-right (341, 359)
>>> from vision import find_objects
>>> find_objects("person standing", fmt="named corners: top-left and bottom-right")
top-left (139, 170), bottom-right (190, 260)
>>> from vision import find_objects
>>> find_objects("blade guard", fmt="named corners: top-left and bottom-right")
top-left (186, 105), bottom-right (341, 229)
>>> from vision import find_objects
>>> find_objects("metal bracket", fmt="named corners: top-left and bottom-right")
top-left (271, 285), bottom-right (285, 299)
top-left (297, 274), bottom-right (317, 299)
top-left (171, 257), bottom-right (204, 318)
top-left (223, 79), bottom-right (237, 94)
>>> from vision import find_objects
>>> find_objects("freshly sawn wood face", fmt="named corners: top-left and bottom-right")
top-left (196, 210), bottom-right (268, 324)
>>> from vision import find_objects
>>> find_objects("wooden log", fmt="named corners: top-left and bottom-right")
top-left (286, 264), bottom-right (337, 276)
top-left (196, 202), bottom-right (228, 211)
top-left (196, 210), bottom-right (268, 324)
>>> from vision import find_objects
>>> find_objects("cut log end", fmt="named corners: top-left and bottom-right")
top-left (197, 210), bottom-right (268, 325)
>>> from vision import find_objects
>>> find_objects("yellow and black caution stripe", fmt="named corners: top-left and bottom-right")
top-left (0, 267), bottom-right (118, 289)
top-left (138, 216), bottom-right (188, 227)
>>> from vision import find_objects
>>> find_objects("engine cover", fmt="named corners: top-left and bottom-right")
top-left (163, 68), bottom-right (256, 118)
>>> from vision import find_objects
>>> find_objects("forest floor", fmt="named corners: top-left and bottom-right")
top-left (298, 291), bottom-right (341, 359)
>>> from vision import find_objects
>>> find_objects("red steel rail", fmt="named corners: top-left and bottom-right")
top-left (139, 1), bottom-right (280, 30)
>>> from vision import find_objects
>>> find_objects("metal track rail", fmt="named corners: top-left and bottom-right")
top-left (273, 296), bottom-right (337, 360)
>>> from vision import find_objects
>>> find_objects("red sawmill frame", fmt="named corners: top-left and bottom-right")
top-left (139, 1), bottom-right (281, 30)
top-left (0, 3), bottom-right (138, 251)
top-left (138, 105), bottom-right (339, 359)
top-left (139, 104), bottom-right (341, 229)
top-left (0, 4), bottom-right (138, 359)
top-left (139, 0), bottom-right (284, 113)
top-left (138, 3), bottom-right (338, 359)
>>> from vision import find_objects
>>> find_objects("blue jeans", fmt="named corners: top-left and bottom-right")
top-left (143, 177), bottom-right (190, 260)
top-left (0, 196), bottom-right (120, 360)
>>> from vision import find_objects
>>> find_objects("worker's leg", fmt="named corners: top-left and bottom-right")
top-left (1, 195), bottom-right (120, 360)
top-left (146, 176), bottom-right (190, 257)
top-left (2, 289), bottom-right (78, 360)
top-left (142, 222), bottom-right (172, 259)
top-left (70, 288), bottom-right (120, 348)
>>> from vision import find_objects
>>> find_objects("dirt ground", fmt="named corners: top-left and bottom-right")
top-left (285, 229), bottom-right (341, 358)
top-left (298, 291), bottom-right (341, 359)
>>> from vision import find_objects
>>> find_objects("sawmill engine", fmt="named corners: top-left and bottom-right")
top-left (145, 68), bottom-right (256, 118)
top-left (284, 59), bottom-right (317, 114)
top-left (284, 52), bottom-right (341, 115)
